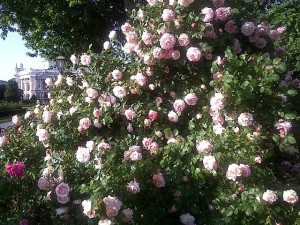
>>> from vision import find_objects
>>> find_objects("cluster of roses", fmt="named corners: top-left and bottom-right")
top-left (262, 189), bottom-right (298, 205)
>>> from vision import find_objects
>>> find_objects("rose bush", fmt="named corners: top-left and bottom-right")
top-left (0, 0), bottom-right (299, 224)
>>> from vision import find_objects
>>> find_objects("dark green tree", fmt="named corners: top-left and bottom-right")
top-left (4, 80), bottom-right (22, 102)
top-left (0, 84), bottom-right (5, 100)
top-left (0, 0), bottom-right (126, 60)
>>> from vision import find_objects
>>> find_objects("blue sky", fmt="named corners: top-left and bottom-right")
top-left (0, 32), bottom-right (44, 81)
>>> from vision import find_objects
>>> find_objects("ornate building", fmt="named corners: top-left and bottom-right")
top-left (14, 61), bottom-right (59, 101)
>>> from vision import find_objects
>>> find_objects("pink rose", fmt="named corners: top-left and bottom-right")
top-left (269, 29), bottom-right (280, 40)
top-left (196, 140), bottom-right (214, 153)
top-left (122, 208), bottom-right (133, 222)
top-left (142, 137), bottom-right (153, 148)
top-left (173, 99), bottom-right (186, 112)
top-left (159, 33), bottom-right (176, 50)
top-left (255, 38), bottom-right (267, 49)
top-left (142, 31), bottom-right (153, 45)
top-left (201, 7), bottom-right (214, 23)
top-left (225, 20), bottom-right (238, 34)
top-left (0, 136), bottom-right (7, 148)
top-left (168, 111), bottom-right (179, 122)
top-left (275, 119), bottom-right (292, 138)
top-left (148, 142), bottom-right (159, 154)
top-left (57, 196), bottom-right (70, 204)
top-left (12, 115), bottom-right (21, 125)
top-left (233, 39), bottom-right (242, 54)
top-left (213, 124), bottom-right (225, 135)
top-left (184, 93), bottom-right (198, 105)
top-left (131, 73), bottom-right (148, 86)
top-left (103, 195), bottom-right (122, 212)
top-left (36, 129), bottom-right (49, 141)
top-left (238, 112), bottom-right (254, 127)
top-left (226, 164), bottom-right (241, 181)
top-left (178, 0), bottom-right (192, 7)
top-left (113, 86), bottom-right (127, 98)
top-left (153, 47), bottom-right (163, 59)
top-left (81, 53), bottom-right (91, 66)
top-left (42, 110), bottom-right (52, 123)
top-left (147, 0), bottom-right (158, 6)
top-left (124, 109), bottom-right (137, 120)
top-left (257, 22), bottom-right (270, 35)
top-left (38, 177), bottom-right (49, 190)
top-left (126, 31), bottom-right (138, 44)
top-left (178, 33), bottom-right (190, 46)
top-left (121, 23), bottom-right (133, 34)
top-left (162, 9), bottom-right (175, 22)
top-left (203, 155), bottom-right (218, 172)
top-left (215, 7), bottom-right (232, 21)
top-left (240, 164), bottom-right (251, 177)
top-left (93, 108), bottom-right (102, 118)
top-left (86, 88), bottom-right (99, 99)
top-left (277, 26), bottom-right (287, 34)
top-left (5, 161), bottom-right (25, 177)
top-left (180, 213), bottom-right (195, 225)
top-left (112, 70), bottom-right (123, 80)
top-left (186, 47), bottom-right (202, 62)
top-left (148, 110), bottom-right (158, 121)
top-left (262, 190), bottom-right (278, 204)
top-left (283, 190), bottom-right (298, 204)
top-left (76, 147), bottom-right (91, 163)
top-left (241, 22), bottom-right (256, 36)
top-left (55, 183), bottom-right (70, 198)
top-left (144, 118), bottom-right (152, 126)
top-left (127, 179), bottom-right (140, 194)
top-left (172, 50), bottom-right (181, 60)
top-left (153, 173), bottom-right (165, 187)
top-left (79, 117), bottom-right (91, 130)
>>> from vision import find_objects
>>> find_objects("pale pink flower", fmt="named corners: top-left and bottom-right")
top-left (283, 190), bottom-right (298, 204)
top-left (226, 164), bottom-right (242, 181)
top-left (86, 141), bottom-right (96, 151)
top-left (196, 140), bottom-right (214, 153)
top-left (201, 7), bottom-right (214, 23)
top-left (126, 31), bottom-right (138, 44)
top-left (144, 118), bottom-right (152, 126)
top-left (241, 22), bottom-right (256, 36)
top-left (153, 173), bottom-right (166, 187)
top-left (127, 179), bottom-right (140, 194)
top-left (82, 200), bottom-right (97, 218)
top-left (255, 38), bottom-right (267, 49)
top-left (213, 124), bottom-right (225, 135)
top-left (113, 86), bottom-right (127, 98)
top-left (215, 7), bottom-right (232, 21)
top-left (54, 74), bottom-right (63, 86)
top-left (66, 77), bottom-right (75, 86)
top-left (36, 129), bottom-right (49, 142)
top-left (137, 9), bottom-right (144, 20)
top-left (147, 0), bottom-right (158, 6)
top-left (103, 195), bottom-right (122, 213)
top-left (112, 70), bottom-right (123, 80)
top-left (205, 30), bottom-right (217, 39)
top-left (97, 141), bottom-right (111, 150)
top-left (79, 117), bottom-right (91, 130)
top-left (178, 33), bottom-right (190, 46)
top-left (203, 155), bottom-right (218, 172)
top-left (98, 219), bottom-right (114, 225)
top-left (12, 115), bottom-right (21, 125)
top-left (103, 41), bottom-right (111, 50)
top-left (173, 99), bottom-right (186, 112)
top-left (277, 26), bottom-right (287, 34)
top-left (57, 196), bottom-right (70, 204)
top-left (257, 22), bottom-right (270, 35)
top-left (153, 47), bottom-right (163, 59)
top-left (269, 29), bottom-right (280, 40)
top-left (42, 110), bottom-right (52, 123)
top-left (148, 110), bottom-right (158, 121)
top-left (212, 0), bottom-right (224, 7)
top-left (56, 207), bottom-right (69, 215)
top-left (142, 138), bottom-right (153, 148)
top-left (55, 183), bottom-right (70, 198)
top-left (159, 33), bottom-right (176, 50)
top-left (143, 54), bottom-right (156, 66)
top-left (94, 119), bottom-right (102, 128)
top-left (0, 136), bottom-right (7, 148)
top-left (142, 31), bottom-right (153, 45)
top-left (131, 72), bottom-right (148, 86)
top-left (86, 88), bottom-right (99, 99)
top-left (93, 108), bottom-right (101, 118)
top-left (225, 20), bottom-right (238, 34)
top-left (45, 78), bottom-right (53, 87)
top-left (168, 111), bottom-right (179, 122)
top-left (81, 53), bottom-right (91, 66)
top-left (240, 164), bottom-right (251, 177)
top-left (178, 0), bottom-right (192, 7)
top-left (122, 208), bottom-right (133, 222)
top-left (184, 93), bottom-right (198, 106)
top-left (262, 190), bottom-right (278, 204)
top-left (275, 119), bottom-right (292, 138)
top-left (186, 47), bottom-right (202, 62)
top-left (124, 109), bottom-right (137, 120)
top-left (123, 42), bottom-right (136, 54)
top-left (124, 145), bottom-right (142, 161)
top-left (162, 9), bottom-right (175, 22)
top-left (180, 213), bottom-right (195, 225)
top-left (172, 50), bottom-right (181, 60)
top-left (76, 147), bottom-right (90, 163)
top-left (249, 31), bottom-right (260, 43)
top-left (24, 111), bottom-right (34, 120)
top-left (255, 156), bottom-right (262, 163)
top-left (121, 23), bottom-right (133, 34)
top-left (213, 71), bottom-right (222, 82)
top-left (210, 93), bottom-right (225, 110)
top-left (238, 112), bottom-right (254, 127)
top-left (70, 54), bottom-right (78, 65)
top-left (38, 177), bottom-right (49, 190)
top-left (233, 39), bottom-right (242, 54)
top-left (148, 142), bottom-right (159, 154)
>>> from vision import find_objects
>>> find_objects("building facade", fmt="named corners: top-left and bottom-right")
top-left (14, 61), bottom-right (59, 101)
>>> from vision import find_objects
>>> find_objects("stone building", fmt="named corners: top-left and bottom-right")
top-left (14, 61), bottom-right (59, 102)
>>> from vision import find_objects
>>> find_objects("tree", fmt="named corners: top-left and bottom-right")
top-left (0, 84), bottom-right (5, 100)
top-left (0, 0), bottom-right (126, 60)
top-left (4, 79), bottom-right (22, 102)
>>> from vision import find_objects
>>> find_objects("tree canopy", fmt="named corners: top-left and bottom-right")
top-left (4, 79), bottom-right (22, 102)
top-left (0, 0), bottom-right (126, 60)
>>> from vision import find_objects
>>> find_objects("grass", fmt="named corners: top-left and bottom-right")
top-left (0, 115), bottom-right (12, 124)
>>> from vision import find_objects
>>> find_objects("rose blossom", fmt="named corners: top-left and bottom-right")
top-left (238, 112), bottom-right (254, 127)
top-left (233, 39), bottom-right (242, 54)
top-left (162, 9), bottom-right (175, 22)
top-left (262, 190), bottom-right (278, 204)
top-left (79, 117), bottom-right (91, 130)
top-left (196, 140), bottom-right (214, 153)
top-left (172, 50), bottom-right (181, 60)
top-left (57, 196), bottom-right (70, 204)
top-left (178, 33), bottom-right (190, 46)
top-left (241, 22), bottom-right (256, 36)
top-left (178, 0), bottom-right (193, 7)
top-left (184, 93), bottom-right (198, 106)
top-left (113, 86), bottom-right (127, 98)
top-left (142, 31), bottom-right (153, 45)
top-left (98, 219), bottom-right (115, 225)
top-left (122, 208), bottom-right (133, 222)
top-left (148, 142), bottom-right (159, 154)
top-left (45, 77), bottom-right (53, 87)
top-left (210, 93), bottom-right (225, 110)
top-left (142, 137), bottom-right (153, 148)
top-left (86, 88), bottom-right (99, 100)
top-left (36, 129), bottom-right (49, 141)
top-left (215, 7), bottom-right (232, 21)
top-left (153, 173), bottom-right (165, 187)
top-left (42, 110), bottom-right (52, 123)
top-left (12, 115), bottom-right (21, 125)
top-left (173, 99), bottom-right (186, 112)
top-left (186, 47), bottom-right (202, 62)
top-left (76, 147), bottom-right (91, 163)
top-left (86, 140), bottom-right (96, 151)
top-left (5, 161), bottom-right (25, 177)
top-left (148, 110), bottom-right (158, 121)
top-left (112, 69), bottom-right (123, 80)
top-left (153, 47), bottom-right (163, 59)
top-left (124, 145), bottom-right (142, 161)
top-left (201, 7), bottom-right (214, 23)
top-left (159, 33), bottom-right (176, 50)
top-left (108, 30), bottom-right (117, 40)
top-left (180, 213), bottom-right (195, 225)
top-left (124, 109), bottom-right (137, 120)
top-left (82, 200), bottom-right (97, 218)
top-left (275, 119), bottom-right (292, 138)
top-left (127, 179), bottom-right (140, 194)
top-left (121, 23), bottom-right (132, 34)
top-left (131, 73), bottom-right (148, 86)
top-left (226, 164), bottom-right (242, 181)
top-left (0, 136), bottom-right (7, 148)
top-left (81, 53), bottom-right (91, 66)
top-left (203, 155), bottom-right (218, 172)
top-left (255, 38), bottom-right (267, 49)
top-left (283, 190), bottom-right (298, 204)
top-left (147, 0), bottom-right (158, 6)
top-left (269, 29), bottom-right (280, 40)
top-left (103, 195), bottom-right (122, 214)
top-left (240, 164), bottom-right (251, 177)
top-left (66, 77), bottom-right (75, 86)
top-left (225, 20), bottom-right (238, 34)
top-left (168, 111), bottom-right (179, 122)
top-left (55, 183), bottom-right (70, 198)
top-left (38, 177), bottom-right (49, 190)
